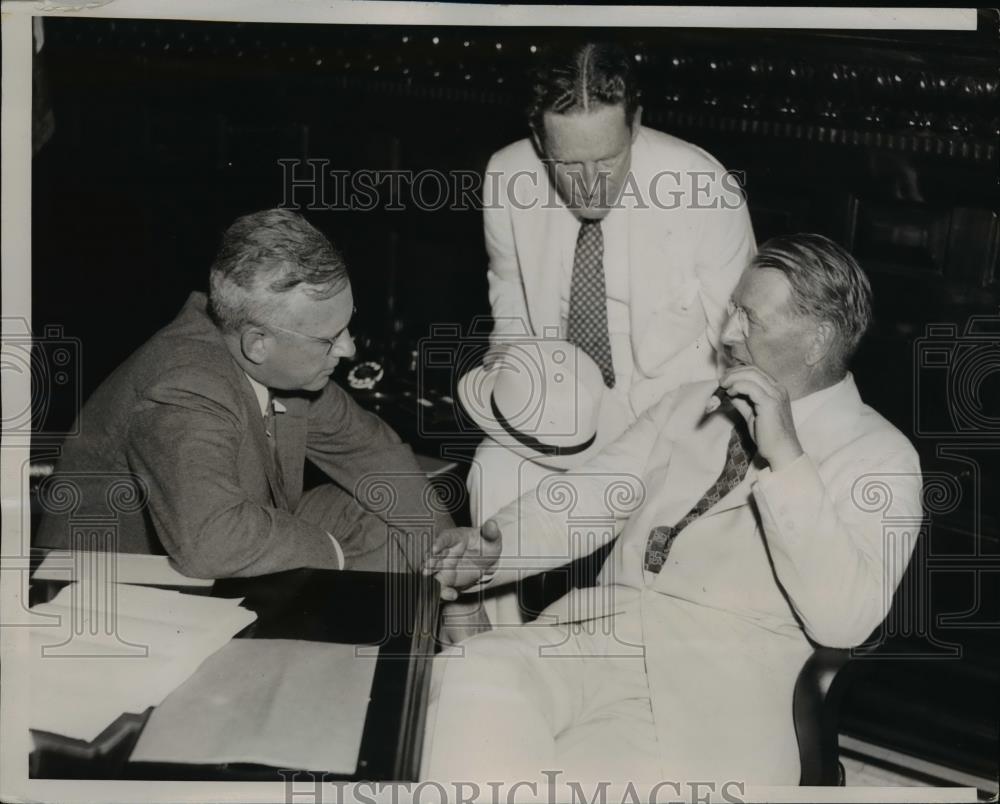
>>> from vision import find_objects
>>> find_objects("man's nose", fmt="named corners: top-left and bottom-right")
top-left (580, 162), bottom-right (601, 196)
top-left (333, 331), bottom-right (356, 360)
top-left (720, 312), bottom-right (743, 346)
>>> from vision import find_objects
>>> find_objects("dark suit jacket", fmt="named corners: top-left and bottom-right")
top-left (36, 292), bottom-right (451, 578)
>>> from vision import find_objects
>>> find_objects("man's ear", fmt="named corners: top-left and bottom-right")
top-left (529, 123), bottom-right (546, 160)
top-left (240, 326), bottom-right (271, 366)
top-left (806, 321), bottom-right (836, 367)
top-left (630, 105), bottom-right (643, 141)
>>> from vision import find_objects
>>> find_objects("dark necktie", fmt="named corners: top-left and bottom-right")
top-left (264, 397), bottom-right (289, 511)
top-left (644, 414), bottom-right (756, 573)
top-left (567, 219), bottom-right (615, 389)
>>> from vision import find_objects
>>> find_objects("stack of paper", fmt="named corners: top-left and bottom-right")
top-left (33, 549), bottom-right (214, 588)
top-left (131, 639), bottom-right (377, 774)
top-left (29, 583), bottom-right (256, 741)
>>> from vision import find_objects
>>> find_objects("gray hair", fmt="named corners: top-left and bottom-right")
top-left (207, 208), bottom-right (349, 331)
top-left (752, 233), bottom-right (873, 370)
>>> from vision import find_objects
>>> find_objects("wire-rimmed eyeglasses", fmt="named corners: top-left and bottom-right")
top-left (266, 306), bottom-right (357, 356)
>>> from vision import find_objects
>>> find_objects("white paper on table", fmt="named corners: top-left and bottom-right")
top-left (29, 583), bottom-right (256, 742)
top-left (131, 639), bottom-right (378, 775)
top-left (34, 550), bottom-right (213, 587)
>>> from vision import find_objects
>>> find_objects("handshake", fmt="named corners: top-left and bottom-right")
top-left (421, 520), bottom-right (503, 601)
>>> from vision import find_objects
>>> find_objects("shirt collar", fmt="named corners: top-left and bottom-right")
top-left (244, 372), bottom-right (285, 417)
top-left (789, 372), bottom-right (850, 430)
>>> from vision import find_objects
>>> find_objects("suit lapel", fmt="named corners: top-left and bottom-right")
top-left (626, 130), bottom-right (657, 345)
top-left (174, 297), bottom-right (297, 510)
top-left (237, 375), bottom-right (288, 509)
top-left (513, 149), bottom-right (580, 337)
top-left (628, 377), bottom-right (866, 585)
top-left (676, 406), bottom-right (756, 519)
top-left (652, 401), bottom-right (737, 522)
top-left (625, 130), bottom-right (679, 363)
top-left (696, 455), bottom-right (761, 518)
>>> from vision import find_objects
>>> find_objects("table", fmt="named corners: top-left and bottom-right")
top-left (29, 566), bottom-right (441, 782)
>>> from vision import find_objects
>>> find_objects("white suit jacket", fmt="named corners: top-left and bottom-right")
top-left (488, 375), bottom-right (923, 782)
top-left (483, 127), bottom-right (756, 415)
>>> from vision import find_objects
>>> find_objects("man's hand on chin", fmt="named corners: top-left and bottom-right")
top-left (422, 519), bottom-right (502, 601)
top-left (719, 364), bottom-right (804, 471)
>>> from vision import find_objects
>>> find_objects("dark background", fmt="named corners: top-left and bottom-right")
top-left (31, 17), bottom-right (1000, 434)
top-left (29, 13), bottom-right (1000, 787)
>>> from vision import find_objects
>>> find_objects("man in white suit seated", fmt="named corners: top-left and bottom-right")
top-left (467, 41), bottom-right (756, 593)
top-left (423, 234), bottom-right (923, 789)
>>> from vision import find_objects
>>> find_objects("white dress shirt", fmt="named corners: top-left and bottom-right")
top-left (637, 375), bottom-right (850, 584)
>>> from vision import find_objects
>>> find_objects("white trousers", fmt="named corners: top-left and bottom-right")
top-left (422, 610), bottom-right (662, 789)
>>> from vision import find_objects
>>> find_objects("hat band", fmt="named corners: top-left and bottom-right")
top-left (490, 393), bottom-right (596, 457)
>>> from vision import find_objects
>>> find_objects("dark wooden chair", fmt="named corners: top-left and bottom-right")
top-left (793, 647), bottom-right (853, 785)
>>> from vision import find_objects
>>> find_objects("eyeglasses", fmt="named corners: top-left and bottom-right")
top-left (267, 307), bottom-right (356, 356)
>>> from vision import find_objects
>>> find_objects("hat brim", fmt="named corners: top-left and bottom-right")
top-left (457, 364), bottom-right (631, 470)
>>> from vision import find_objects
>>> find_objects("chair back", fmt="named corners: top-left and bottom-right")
top-left (794, 647), bottom-right (852, 785)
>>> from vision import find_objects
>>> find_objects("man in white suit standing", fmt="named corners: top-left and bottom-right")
top-left (425, 234), bottom-right (923, 788)
top-left (467, 41), bottom-right (756, 590)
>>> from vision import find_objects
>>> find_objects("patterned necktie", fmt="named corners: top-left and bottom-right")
top-left (567, 219), bottom-right (615, 388)
top-left (644, 414), bottom-right (757, 573)
top-left (264, 397), bottom-right (289, 511)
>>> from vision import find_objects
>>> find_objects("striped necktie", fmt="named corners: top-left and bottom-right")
top-left (644, 415), bottom-right (756, 573)
top-left (567, 219), bottom-right (616, 388)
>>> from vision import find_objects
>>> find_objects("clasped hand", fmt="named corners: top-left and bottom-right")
top-left (718, 365), bottom-right (803, 471)
top-left (422, 519), bottom-right (502, 601)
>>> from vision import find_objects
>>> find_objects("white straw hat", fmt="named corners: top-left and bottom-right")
top-left (457, 339), bottom-right (630, 470)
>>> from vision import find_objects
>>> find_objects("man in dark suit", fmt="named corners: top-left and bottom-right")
top-left (36, 208), bottom-right (451, 579)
